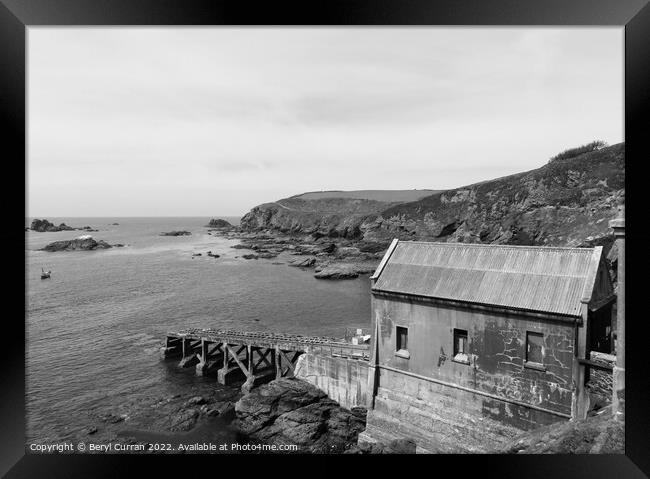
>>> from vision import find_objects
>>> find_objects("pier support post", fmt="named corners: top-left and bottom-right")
top-left (179, 338), bottom-right (200, 368)
top-left (160, 336), bottom-right (182, 359)
top-left (195, 340), bottom-right (223, 376)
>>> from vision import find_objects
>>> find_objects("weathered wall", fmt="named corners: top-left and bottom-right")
top-left (586, 351), bottom-right (615, 407)
top-left (372, 294), bottom-right (576, 431)
top-left (294, 353), bottom-right (369, 410)
top-left (362, 369), bottom-right (530, 452)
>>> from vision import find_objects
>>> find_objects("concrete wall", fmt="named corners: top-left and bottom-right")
top-left (295, 353), bottom-right (369, 410)
top-left (372, 294), bottom-right (576, 431)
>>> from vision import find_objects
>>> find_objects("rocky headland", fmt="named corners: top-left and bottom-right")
top-left (210, 142), bottom-right (624, 281)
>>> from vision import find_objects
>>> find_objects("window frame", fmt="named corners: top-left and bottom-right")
top-left (524, 331), bottom-right (546, 371)
top-left (395, 325), bottom-right (410, 359)
top-left (452, 328), bottom-right (470, 365)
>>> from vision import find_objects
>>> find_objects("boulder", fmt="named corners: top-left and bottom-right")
top-left (183, 396), bottom-right (207, 407)
top-left (207, 218), bottom-right (233, 228)
top-left (288, 256), bottom-right (317, 268)
top-left (314, 265), bottom-right (359, 280)
top-left (233, 378), bottom-right (366, 453)
top-left (169, 408), bottom-right (200, 432)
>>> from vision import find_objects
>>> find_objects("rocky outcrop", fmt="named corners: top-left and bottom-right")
top-left (30, 219), bottom-right (97, 233)
top-left (207, 218), bottom-right (233, 228)
top-left (160, 231), bottom-right (191, 236)
top-left (41, 236), bottom-right (114, 252)
top-left (288, 256), bottom-right (317, 268)
top-left (233, 378), bottom-right (366, 453)
top-left (30, 219), bottom-right (75, 232)
top-left (313, 264), bottom-right (360, 280)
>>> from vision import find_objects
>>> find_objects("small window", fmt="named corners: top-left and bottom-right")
top-left (396, 326), bottom-right (408, 351)
top-left (395, 326), bottom-right (410, 358)
top-left (526, 332), bottom-right (544, 365)
top-left (453, 329), bottom-right (469, 364)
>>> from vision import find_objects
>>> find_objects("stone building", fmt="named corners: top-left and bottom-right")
top-left (360, 239), bottom-right (615, 453)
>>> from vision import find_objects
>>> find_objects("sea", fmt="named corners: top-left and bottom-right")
top-left (25, 217), bottom-right (371, 446)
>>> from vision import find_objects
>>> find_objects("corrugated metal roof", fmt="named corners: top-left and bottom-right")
top-left (371, 241), bottom-right (604, 317)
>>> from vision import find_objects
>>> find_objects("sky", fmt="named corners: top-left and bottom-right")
top-left (27, 27), bottom-right (623, 217)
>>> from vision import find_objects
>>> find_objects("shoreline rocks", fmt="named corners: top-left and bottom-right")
top-left (160, 231), bottom-right (191, 236)
top-left (213, 228), bottom-right (381, 280)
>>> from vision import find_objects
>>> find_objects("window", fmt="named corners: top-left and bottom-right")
top-left (395, 326), bottom-right (410, 359)
top-left (453, 329), bottom-right (469, 364)
top-left (526, 332), bottom-right (544, 365)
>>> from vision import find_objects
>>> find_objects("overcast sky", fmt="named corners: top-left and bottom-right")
top-left (28, 28), bottom-right (623, 217)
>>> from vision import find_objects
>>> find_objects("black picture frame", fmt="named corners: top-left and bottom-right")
top-left (3, 0), bottom-right (648, 477)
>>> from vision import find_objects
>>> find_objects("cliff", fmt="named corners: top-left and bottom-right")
top-left (240, 143), bottom-right (624, 252)
top-left (240, 190), bottom-right (437, 239)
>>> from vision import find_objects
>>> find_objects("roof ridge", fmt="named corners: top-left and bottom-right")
top-left (386, 263), bottom-right (590, 278)
top-left (398, 240), bottom-right (595, 252)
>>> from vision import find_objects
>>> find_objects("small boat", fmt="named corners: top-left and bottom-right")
top-left (41, 268), bottom-right (51, 280)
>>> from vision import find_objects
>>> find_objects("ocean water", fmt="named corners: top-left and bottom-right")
top-left (25, 217), bottom-right (371, 444)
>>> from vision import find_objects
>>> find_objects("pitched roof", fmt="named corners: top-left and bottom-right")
top-left (371, 240), bottom-right (607, 317)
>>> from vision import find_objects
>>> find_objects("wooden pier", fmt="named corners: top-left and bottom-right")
top-left (162, 328), bottom-right (369, 392)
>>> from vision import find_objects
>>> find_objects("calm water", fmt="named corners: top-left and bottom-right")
top-left (25, 217), bottom-right (371, 443)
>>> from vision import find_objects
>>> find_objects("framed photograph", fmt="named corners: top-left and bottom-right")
top-left (3, 0), bottom-right (648, 476)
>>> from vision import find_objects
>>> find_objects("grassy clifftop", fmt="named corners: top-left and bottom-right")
top-left (366, 142), bottom-right (624, 246)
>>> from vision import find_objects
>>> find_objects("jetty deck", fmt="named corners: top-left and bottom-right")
top-left (162, 328), bottom-right (369, 392)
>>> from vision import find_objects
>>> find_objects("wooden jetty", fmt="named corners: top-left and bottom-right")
top-left (162, 328), bottom-right (369, 392)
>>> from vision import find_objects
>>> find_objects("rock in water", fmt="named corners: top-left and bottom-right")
top-left (314, 265), bottom-right (360, 279)
top-left (234, 378), bottom-right (366, 453)
top-left (41, 237), bottom-right (114, 252)
top-left (30, 218), bottom-right (75, 232)
top-left (288, 256), bottom-right (317, 268)
top-left (160, 231), bottom-right (191, 236)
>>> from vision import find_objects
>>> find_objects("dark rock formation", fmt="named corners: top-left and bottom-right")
top-left (160, 231), bottom-right (191, 236)
top-left (207, 218), bottom-right (233, 228)
top-left (242, 254), bottom-right (259, 260)
top-left (30, 219), bottom-right (76, 232)
top-left (41, 237), bottom-right (113, 252)
top-left (233, 378), bottom-right (366, 453)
